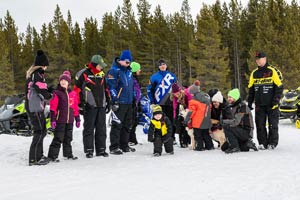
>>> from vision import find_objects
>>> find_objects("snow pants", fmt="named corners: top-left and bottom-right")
top-left (223, 126), bottom-right (250, 151)
top-left (153, 137), bottom-right (173, 154)
top-left (255, 105), bottom-right (279, 148)
top-left (83, 105), bottom-right (107, 154)
top-left (29, 112), bottom-right (47, 163)
top-left (193, 128), bottom-right (214, 150)
top-left (48, 123), bottom-right (73, 158)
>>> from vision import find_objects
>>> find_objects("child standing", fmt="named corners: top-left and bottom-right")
top-left (129, 62), bottom-right (142, 146)
top-left (48, 71), bottom-right (80, 162)
top-left (148, 105), bottom-right (174, 156)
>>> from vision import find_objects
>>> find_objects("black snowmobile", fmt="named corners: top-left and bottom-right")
top-left (279, 89), bottom-right (300, 128)
top-left (0, 94), bottom-right (52, 136)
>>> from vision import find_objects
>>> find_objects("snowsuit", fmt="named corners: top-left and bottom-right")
top-left (222, 98), bottom-right (254, 151)
top-left (188, 91), bottom-right (213, 150)
top-left (147, 70), bottom-right (177, 140)
top-left (48, 85), bottom-right (79, 159)
top-left (148, 115), bottom-right (173, 155)
top-left (129, 75), bottom-right (141, 145)
top-left (248, 63), bottom-right (283, 148)
top-left (25, 66), bottom-right (53, 164)
top-left (74, 63), bottom-right (110, 154)
top-left (171, 88), bottom-right (192, 147)
top-left (106, 58), bottom-right (134, 151)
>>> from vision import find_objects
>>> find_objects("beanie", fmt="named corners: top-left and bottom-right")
top-left (130, 62), bottom-right (141, 73)
top-left (188, 80), bottom-right (201, 95)
top-left (120, 50), bottom-right (132, 62)
top-left (34, 50), bottom-right (49, 66)
top-left (91, 55), bottom-right (107, 68)
top-left (171, 83), bottom-right (181, 93)
top-left (152, 104), bottom-right (163, 115)
top-left (228, 88), bottom-right (240, 101)
top-left (212, 91), bottom-right (223, 103)
top-left (59, 70), bottom-right (71, 84)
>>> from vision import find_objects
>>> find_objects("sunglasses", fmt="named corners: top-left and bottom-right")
top-left (123, 59), bottom-right (131, 65)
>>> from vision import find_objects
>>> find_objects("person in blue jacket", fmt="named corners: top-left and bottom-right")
top-left (147, 59), bottom-right (177, 142)
top-left (106, 50), bottom-right (136, 155)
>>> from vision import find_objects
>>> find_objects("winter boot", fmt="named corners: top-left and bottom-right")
top-left (65, 156), bottom-right (78, 160)
top-left (96, 151), bottom-right (109, 157)
top-left (110, 148), bottom-right (123, 155)
top-left (225, 147), bottom-right (240, 154)
top-left (247, 140), bottom-right (258, 151)
top-left (153, 152), bottom-right (161, 157)
top-left (86, 152), bottom-right (93, 158)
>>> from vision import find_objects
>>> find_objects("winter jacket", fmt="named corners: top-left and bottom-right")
top-left (248, 63), bottom-right (283, 107)
top-left (74, 63), bottom-right (110, 108)
top-left (171, 88), bottom-right (192, 119)
top-left (148, 115), bottom-right (173, 143)
top-left (25, 66), bottom-right (52, 113)
top-left (222, 98), bottom-right (254, 136)
top-left (50, 85), bottom-right (79, 124)
top-left (147, 70), bottom-right (177, 105)
top-left (106, 58), bottom-right (134, 104)
top-left (133, 75), bottom-right (141, 105)
top-left (188, 91), bottom-right (211, 129)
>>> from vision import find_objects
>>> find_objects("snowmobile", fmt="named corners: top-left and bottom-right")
top-left (279, 88), bottom-right (300, 128)
top-left (0, 94), bottom-right (52, 136)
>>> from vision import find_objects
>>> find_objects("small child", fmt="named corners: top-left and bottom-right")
top-left (148, 105), bottom-right (174, 156)
top-left (48, 71), bottom-right (80, 162)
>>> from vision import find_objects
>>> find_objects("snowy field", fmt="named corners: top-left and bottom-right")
top-left (0, 118), bottom-right (300, 200)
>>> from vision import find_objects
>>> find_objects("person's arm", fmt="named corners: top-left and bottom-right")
top-left (271, 67), bottom-right (284, 109)
top-left (106, 69), bottom-right (119, 102)
top-left (148, 122), bottom-right (155, 142)
top-left (32, 71), bottom-right (52, 101)
top-left (247, 71), bottom-right (255, 110)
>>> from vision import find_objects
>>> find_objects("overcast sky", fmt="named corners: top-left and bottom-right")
top-left (0, 0), bottom-right (235, 34)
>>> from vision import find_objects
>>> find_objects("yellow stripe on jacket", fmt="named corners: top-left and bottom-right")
top-left (151, 120), bottom-right (167, 136)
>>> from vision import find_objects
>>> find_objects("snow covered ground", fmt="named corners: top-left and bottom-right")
top-left (0, 118), bottom-right (300, 200)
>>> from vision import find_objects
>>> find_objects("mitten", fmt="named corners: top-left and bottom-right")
top-left (75, 116), bottom-right (81, 128)
top-left (51, 121), bottom-right (57, 129)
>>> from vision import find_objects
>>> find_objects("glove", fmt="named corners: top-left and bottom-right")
top-left (79, 102), bottom-right (85, 115)
top-left (75, 116), bottom-right (80, 128)
top-left (51, 121), bottom-right (57, 129)
top-left (105, 101), bottom-right (112, 114)
top-left (112, 101), bottom-right (119, 112)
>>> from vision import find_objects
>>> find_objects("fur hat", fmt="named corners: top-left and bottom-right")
top-left (152, 104), bottom-right (163, 115)
top-left (130, 62), bottom-right (141, 73)
top-left (59, 70), bottom-right (71, 84)
top-left (120, 50), bottom-right (132, 62)
top-left (188, 80), bottom-right (201, 95)
top-left (212, 91), bottom-right (223, 103)
top-left (34, 50), bottom-right (49, 66)
top-left (228, 88), bottom-right (240, 101)
top-left (171, 83), bottom-right (181, 93)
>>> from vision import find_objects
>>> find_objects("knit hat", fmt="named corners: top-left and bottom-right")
top-left (120, 50), bottom-right (132, 62)
top-left (188, 80), bottom-right (201, 95)
top-left (91, 55), bottom-right (107, 68)
top-left (59, 70), bottom-right (71, 84)
top-left (228, 88), bottom-right (240, 101)
top-left (171, 83), bottom-right (181, 93)
top-left (152, 104), bottom-right (163, 115)
top-left (255, 51), bottom-right (266, 58)
top-left (130, 62), bottom-right (141, 73)
top-left (34, 50), bottom-right (49, 66)
top-left (212, 91), bottom-right (223, 103)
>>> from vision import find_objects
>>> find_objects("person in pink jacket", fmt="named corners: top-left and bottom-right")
top-left (48, 71), bottom-right (80, 162)
top-left (170, 83), bottom-right (192, 147)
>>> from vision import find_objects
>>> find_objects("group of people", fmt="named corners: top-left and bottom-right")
top-left (24, 49), bottom-right (283, 165)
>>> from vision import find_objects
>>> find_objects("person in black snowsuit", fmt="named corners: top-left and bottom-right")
top-left (25, 50), bottom-right (53, 166)
top-left (222, 88), bottom-right (258, 153)
top-left (74, 55), bottom-right (111, 158)
top-left (148, 105), bottom-right (174, 156)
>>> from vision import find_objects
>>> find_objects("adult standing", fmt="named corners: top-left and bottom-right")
top-left (25, 50), bottom-right (53, 166)
top-left (147, 59), bottom-right (177, 142)
top-left (74, 55), bottom-right (110, 158)
top-left (248, 52), bottom-right (283, 150)
top-left (107, 50), bottom-right (135, 155)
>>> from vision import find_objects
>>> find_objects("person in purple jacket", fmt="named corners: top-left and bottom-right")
top-left (129, 62), bottom-right (142, 146)
top-left (48, 71), bottom-right (80, 162)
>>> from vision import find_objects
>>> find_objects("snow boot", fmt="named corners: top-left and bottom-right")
top-left (96, 151), bottom-right (109, 157)
top-left (247, 140), bottom-right (258, 151)
top-left (65, 156), bottom-right (78, 160)
top-left (153, 152), bottom-right (161, 157)
top-left (110, 148), bottom-right (123, 155)
top-left (225, 147), bottom-right (240, 154)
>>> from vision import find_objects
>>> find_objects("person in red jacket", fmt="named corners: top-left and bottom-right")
top-left (48, 71), bottom-right (80, 162)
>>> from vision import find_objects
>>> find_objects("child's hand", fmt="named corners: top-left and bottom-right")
top-left (51, 121), bottom-right (56, 129)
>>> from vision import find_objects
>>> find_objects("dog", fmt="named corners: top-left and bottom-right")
top-left (179, 105), bottom-right (195, 150)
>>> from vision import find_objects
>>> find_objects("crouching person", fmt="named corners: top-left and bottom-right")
top-left (222, 88), bottom-right (258, 153)
top-left (148, 105), bottom-right (174, 157)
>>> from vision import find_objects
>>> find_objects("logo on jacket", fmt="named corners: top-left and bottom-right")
top-left (154, 73), bottom-right (175, 103)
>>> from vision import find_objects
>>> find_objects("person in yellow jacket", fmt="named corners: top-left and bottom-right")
top-left (248, 51), bottom-right (283, 150)
top-left (148, 105), bottom-right (174, 156)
